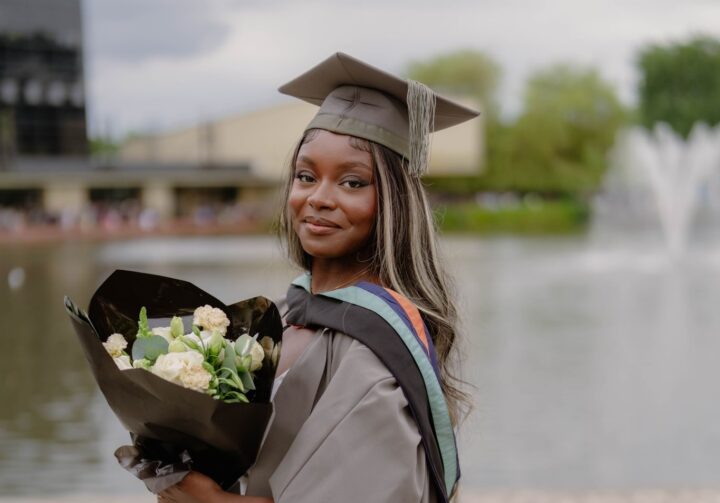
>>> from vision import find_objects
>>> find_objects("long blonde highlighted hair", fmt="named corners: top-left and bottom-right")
top-left (277, 129), bottom-right (470, 425)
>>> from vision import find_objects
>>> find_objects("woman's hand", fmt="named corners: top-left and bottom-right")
top-left (157, 471), bottom-right (273, 503)
top-left (158, 471), bottom-right (222, 503)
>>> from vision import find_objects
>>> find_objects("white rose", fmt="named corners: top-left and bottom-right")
top-left (249, 340), bottom-right (265, 372)
top-left (151, 351), bottom-right (205, 385)
top-left (113, 354), bottom-right (132, 370)
top-left (193, 305), bottom-right (230, 336)
top-left (151, 326), bottom-right (173, 342)
top-left (150, 352), bottom-right (212, 392)
top-left (103, 333), bottom-right (128, 358)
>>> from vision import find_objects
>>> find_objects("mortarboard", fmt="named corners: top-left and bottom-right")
top-left (279, 52), bottom-right (480, 177)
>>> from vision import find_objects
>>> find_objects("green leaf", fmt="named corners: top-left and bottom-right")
top-left (218, 366), bottom-right (246, 392)
top-left (225, 390), bottom-right (249, 402)
top-left (223, 344), bottom-right (237, 370)
top-left (239, 370), bottom-right (255, 391)
top-left (218, 376), bottom-right (245, 392)
top-left (180, 336), bottom-right (200, 351)
top-left (131, 335), bottom-right (169, 362)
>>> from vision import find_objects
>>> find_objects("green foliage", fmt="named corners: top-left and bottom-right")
top-left (131, 335), bottom-right (169, 363)
top-left (210, 342), bottom-right (251, 403)
top-left (637, 35), bottom-right (720, 138)
top-left (180, 335), bottom-right (201, 351)
top-left (435, 199), bottom-right (589, 235)
top-left (394, 53), bottom-right (629, 194)
top-left (483, 64), bottom-right (627, 192)
top-left (89, 137), bottom-right (119, 157)
top-left (406, 49), bottom-right (501, 118)
top-left (136, 307), bottom-right (154, 339)
top-left (132, 358), bottom-right (152, 370)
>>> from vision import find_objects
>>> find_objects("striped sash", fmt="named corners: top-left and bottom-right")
top-left (285, 274), bottom-right (459, 501)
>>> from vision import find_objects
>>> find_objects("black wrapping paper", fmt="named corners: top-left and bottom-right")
top-left (64, 269), bottom-right (283, 493)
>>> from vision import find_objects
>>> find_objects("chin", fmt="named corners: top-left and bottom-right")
top-left (301, 245), bottom-right (343, 259)
top-left (299, 239), bottom-right (353, 260)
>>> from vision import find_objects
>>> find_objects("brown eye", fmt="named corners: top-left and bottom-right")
top-left (341, 179), bottom-right (368, 189)
top-left (295, 172), bottom-right (315, 183)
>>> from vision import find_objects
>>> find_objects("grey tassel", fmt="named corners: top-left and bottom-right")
top-left (406, 79), bottom-right (436, 177)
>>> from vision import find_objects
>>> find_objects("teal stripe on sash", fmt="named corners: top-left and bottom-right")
top-left (291, 274), bottom-right (457, 495)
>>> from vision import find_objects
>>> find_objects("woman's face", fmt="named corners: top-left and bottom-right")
top-left (288, 130), bottom-right (377, 262)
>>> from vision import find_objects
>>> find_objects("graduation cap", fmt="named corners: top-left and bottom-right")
top-left (279, 52), bottom-right (480, 177)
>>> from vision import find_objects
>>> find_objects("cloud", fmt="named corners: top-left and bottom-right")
top-left (82, 0), bottom-right (720, 137)
top-left (83, 0), bottom-right (239, 63)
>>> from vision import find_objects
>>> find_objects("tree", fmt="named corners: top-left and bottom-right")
top-left (637, 35), bottom-right (720, 138)
top-left (406, 49), bottom-right (501, 119)
top-left (483, 64), bottom-right (627, 192)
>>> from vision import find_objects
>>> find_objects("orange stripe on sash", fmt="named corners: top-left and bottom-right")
top-left (384, 288), bottom-right (431, 354)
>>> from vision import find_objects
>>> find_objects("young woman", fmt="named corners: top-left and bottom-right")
top-left (158, 52), bottom-right (479, 503)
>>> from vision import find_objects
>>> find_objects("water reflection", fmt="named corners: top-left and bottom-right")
top-left (0, 243), bottom-right (104, 494)
top-left (1, 236), bottom-right (720, 495)
top-left (0, 238), bottom-right (297, 495)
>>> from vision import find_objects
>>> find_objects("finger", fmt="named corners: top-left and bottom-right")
top-left (165, 486), bottom-right (198, 503)
top-left (157, 489), bottom-right (179, 503)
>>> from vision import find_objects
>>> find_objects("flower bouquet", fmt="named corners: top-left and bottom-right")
top-left (64, 269), bottom-right (283, 493)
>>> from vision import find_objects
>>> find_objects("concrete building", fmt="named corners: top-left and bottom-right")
top-left (0, 0), bottom-right (88, 160)
top-left (120, 99), bottom-right (485, 181)
top-left (0, 0), bottom-right (484, 233)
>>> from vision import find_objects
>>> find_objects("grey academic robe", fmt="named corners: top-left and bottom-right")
top-left (245, 325), bottom-right (437, 503)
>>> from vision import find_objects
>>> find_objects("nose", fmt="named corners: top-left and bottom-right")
top-left (307, 179), bottom-right (337, 210)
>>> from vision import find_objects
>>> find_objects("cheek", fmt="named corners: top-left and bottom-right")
top-left (347, 193), bottom-right (377, 232)
top-left (287, 186), bottom-right (304, 221)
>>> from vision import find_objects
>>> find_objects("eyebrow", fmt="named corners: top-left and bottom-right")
top-left (296, 155), bottom-right (372, 172)
top-left (340, 161), bottom-right (372, 172)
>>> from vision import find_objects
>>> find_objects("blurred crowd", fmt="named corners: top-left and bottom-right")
top-left (0, 200), bottom-right (269, 236)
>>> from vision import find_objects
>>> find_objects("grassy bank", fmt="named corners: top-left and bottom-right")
top-left (435, 198), bottom-right (590, 235)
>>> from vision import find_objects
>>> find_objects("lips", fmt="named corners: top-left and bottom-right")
top-left (302, 216), bottom-right (341, 236)
top-left (303, 216), bottom-right (340, 228)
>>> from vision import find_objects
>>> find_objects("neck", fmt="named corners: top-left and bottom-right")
top-left (310, 257), bottom-right (376, 294)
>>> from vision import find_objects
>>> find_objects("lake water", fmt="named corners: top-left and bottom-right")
top-left (1, 235), bottom-right (719, 497)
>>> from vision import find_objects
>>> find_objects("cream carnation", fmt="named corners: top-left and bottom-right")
top-left (103, 333), bottom-right (128, 358)
top-left (193, 305), bottom-right (230, 336)
top-left (179, 365), bottom-right (212, 391)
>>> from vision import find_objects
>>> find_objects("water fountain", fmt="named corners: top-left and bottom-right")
top-left (592, 122), bottom-right (720, 259)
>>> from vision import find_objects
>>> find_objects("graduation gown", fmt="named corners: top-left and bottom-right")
top-left (244, 275), bottom-right (459, 502)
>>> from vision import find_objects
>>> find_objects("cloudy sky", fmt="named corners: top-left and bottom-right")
top-left (81, 0), bottom-right (720, 138)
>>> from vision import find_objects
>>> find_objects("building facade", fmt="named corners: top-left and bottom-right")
top-left (120, 99), bottom-right (485, 181)
top-left (0, 0), bottom-right (87, 166)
